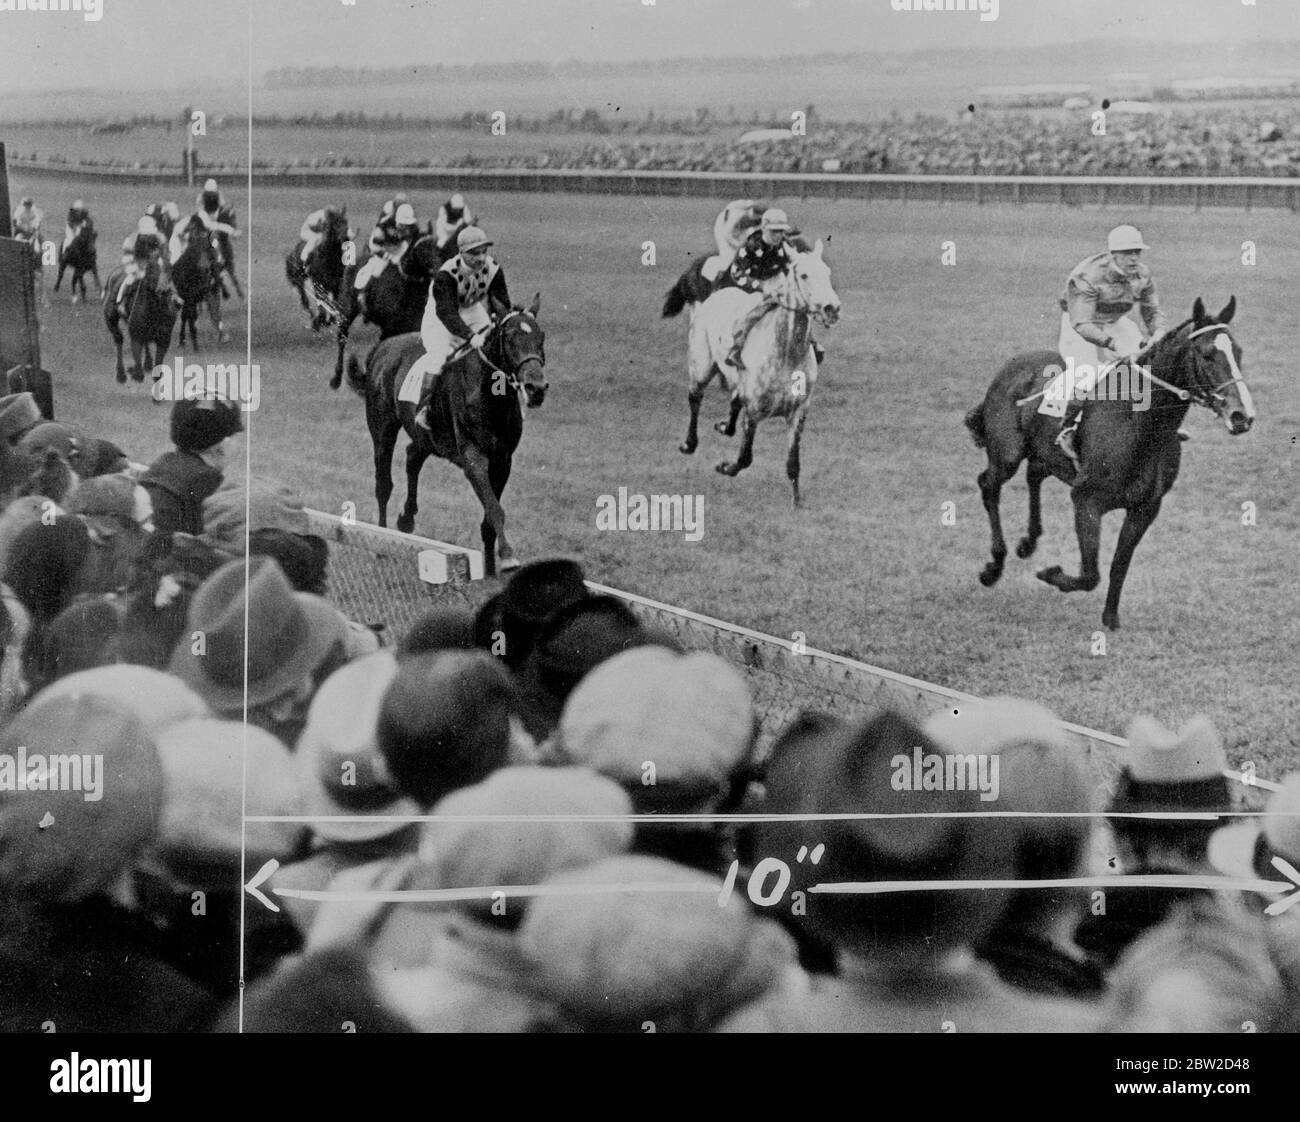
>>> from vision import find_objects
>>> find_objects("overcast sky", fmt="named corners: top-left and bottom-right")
top-left (1, 0), bottom-right (1297, 91)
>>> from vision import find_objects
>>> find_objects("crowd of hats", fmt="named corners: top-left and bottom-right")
top-left (0, 391), bottom-right (1296, 1033)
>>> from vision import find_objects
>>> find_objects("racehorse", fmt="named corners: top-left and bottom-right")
top-left (679, 242), bottom-right (840, 507)
top-left (54, 224), bottom-right (100, 303)
top-left (965, 297), bottom-right (1255, 630)
top-left (285, 208), bottom-right (351, 331)
top-left (171, 216), bottom-right (228, 349)
top-left (331, 233), bottom-right (441, 390)
top-left (103, 256), bottom-right (177, 384)
top-left (345, 294), bottom-right (548, 575)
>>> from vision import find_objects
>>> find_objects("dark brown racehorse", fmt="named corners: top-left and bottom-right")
top-left (345, 294), bottom-right (548, 575)
top-left (171, 215), bottom-right (227, 349)
top-left (286, 207), bottom-right (350, 331)
top-left (103, 256), bottom-right (177, 384)
top-left (54, 223), bottom-right (100, 303)
top-left (331, 233), bottom-right (441, 390)
top-left (966, 297), bottom-right (1255, 630)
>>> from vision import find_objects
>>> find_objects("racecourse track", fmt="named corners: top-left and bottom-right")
top-left (16, 170), bottom-right (1300, 773)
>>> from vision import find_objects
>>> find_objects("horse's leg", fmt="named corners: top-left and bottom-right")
top-left (977, 456), bottom-right (1019, 587)
top-left (460, 445), bottom-right (516, 572)
top-left (680, 322), bottom-right (718, 455)
top-left (482, 452), bottom-right (515, 576)
top-left (395, 439), bottom-right (429, 536)
top-left (210, 289), bottom-right (227, 344)
top-left (130, 337), bottom-right (146, 382)
top-left (715, 394), bottom-right (743, 438)
top-left (1037, 493), bottom-right (1105, 596)
top-left (370, 410), bottom-right (400, 529)
top-left (332, 310), bottom-right (356, 391)
top-left (112, 330), bottom-right (126, 383)
top-left (1017, 459), bottom-right (1049, 559)
top-left (53, 261), bottom-right (65, 293)
top-left (785, 401), bottom-right (809, 509)
top-left (92, 265), bottom-right (103, 296)
top-left (1100, 500), bottom-right (1161, 631)
top-left (717, 410), bottom-right (757, 477)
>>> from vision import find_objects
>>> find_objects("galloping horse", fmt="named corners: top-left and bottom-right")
top-left (104, 256), bottom-right (177, 384)
top-left (331, 233), bottom-right (441, 390)
top-left (286, 208), bottom-right (351, 331)
top-left (966, 297), bottom-right (1255, 630)
top-left (54, 224), bottom-right (100, 303)
top-left (679, 242), bottom-right (840, 507)
top-left (171, 215), bottom-right (228, 349)
top-left (346, 294), bottom-right (548, 575)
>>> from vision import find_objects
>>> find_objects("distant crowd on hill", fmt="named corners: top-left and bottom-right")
top-left (12, 104), bottom-right (1300, 177)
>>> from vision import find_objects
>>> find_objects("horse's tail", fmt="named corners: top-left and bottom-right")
top-left (345, 349), bottom-right (367, 398)
top-left (662, 275), bottom-right (690, 319)
top-left (964, 403), bottom-right (988, 449)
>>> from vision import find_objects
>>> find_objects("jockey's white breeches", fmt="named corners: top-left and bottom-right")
top-left (419, 299), bottom-right (492, 370)
top-left (1040, 312), bottom-right (1143, 418)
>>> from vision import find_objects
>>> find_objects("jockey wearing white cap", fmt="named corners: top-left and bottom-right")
top-left (12, 197), bottom-right (43, 249)
top-left (355, 202), bottom-right (422, 288)
top-left (407, 225), bottom-right (511, 431)
top-left (1044, 225), bottom-right (1166, 461)
top-left (435, 193), bottom-right (476, 256)
top-left (117, 214), bottom-right (172, 313)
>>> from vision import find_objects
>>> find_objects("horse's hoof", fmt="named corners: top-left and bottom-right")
top-left (1036, 565), bottom-right (1063, 587)
top-left (978, 566), bottom-right (1002, 588)
top-left (679, 440), bottom-right (696, 455)
top-left (499, 555), bottom-right (521, 573)
top-left (1102, 612), bottom-right (1121, 631)
top-left (715, 461), bottom-right (738, 477)
top-left (395, 515), bottom-right (414, 535)
top-left (329, 377), bottom-right (341, 392)
top-left (115, 372), bottom-right (126, 384)
top-left (713, 420), bottom-right (734, 437)
top-left (131, 371), bottom-right (144, 383)
top-left (1015, 537), bottom-right (1038, 559)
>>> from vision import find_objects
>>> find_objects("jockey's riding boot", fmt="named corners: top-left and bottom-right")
top-left (1055, 400), bottom-right (1084, 467)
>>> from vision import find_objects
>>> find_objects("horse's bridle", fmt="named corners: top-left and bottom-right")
top-left (763, 255), bottom-right (832, 327)
top-left (460, 308), bottom-right (545, 395)
top-left (1183, 323), bottom-right (1251, 410)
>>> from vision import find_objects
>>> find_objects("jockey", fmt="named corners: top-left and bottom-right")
top-left (64, 199), bottom-right (95, 250)
top-left (355, 203), bottom-right (421, 289)
top-left (12, 197), bottom-right (44, 249)
top-left (147, 201), bottom-right (180, 242)
top-left (703, 198), bottom-right (763, 281)
top-left (368, 194), bottom-right (410, 254)
top-left (117, 215), bottom-right (172, 314)
top-left (300, 203), bottom-right (345, 264)
top-left (1046, 225), bottom-right (1166, 462)
top-left (434, 193), bottom-right (476, 256)
top-left (411, 225), bottom-right (511, 432)
top-left (194, 179), bottom-right (240, 292)
top-left (723, 208), bottom-right (797, 372)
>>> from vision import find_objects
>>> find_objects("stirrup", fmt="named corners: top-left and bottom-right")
top-left (726, 345), bottom-right (746, 371)
top-left (1055, 423), bottom-right (1080, 466)
top-left (414, 404), bottom-right (431, 431)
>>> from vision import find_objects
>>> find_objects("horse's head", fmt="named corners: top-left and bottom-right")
top-left (491, 293), bottom-right (548, 409)
top-left (1170, 297), bottom-right (1255, 436)
top-left (787, 240), bottom-right (841, 327)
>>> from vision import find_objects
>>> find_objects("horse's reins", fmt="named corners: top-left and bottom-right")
top-left (1016, 315), bottom-right (1239, 409)
top-left (449, 309), bottom-right (543, 397)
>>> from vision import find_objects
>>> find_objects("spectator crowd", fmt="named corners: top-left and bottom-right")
top-left (0, 387), bottom-right (1296, 1033)
top-left (15, 104), bottom-right (1300, 178)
